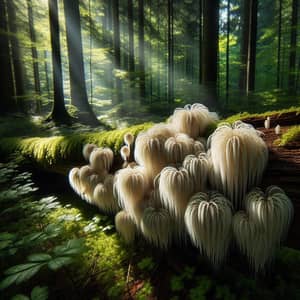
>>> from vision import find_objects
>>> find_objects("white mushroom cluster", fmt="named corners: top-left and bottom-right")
top-left (68, 103), bottom-right (293, 272)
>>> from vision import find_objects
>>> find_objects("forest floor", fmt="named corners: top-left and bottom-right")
top-left (0, 109), bottom-right (300, 299)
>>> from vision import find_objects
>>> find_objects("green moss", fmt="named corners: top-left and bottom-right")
top-left (0, 122), bottom-right (153, 166)
top-left (46, 204), bottom-right (130, 299)
top-left (276, 125), bottom-right (300, 146)
top-left (222, 106), bottom-right (300, 124)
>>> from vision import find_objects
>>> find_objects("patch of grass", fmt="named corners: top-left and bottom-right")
top-left (222, 106), bottom-right (300, 124)
top-left (275, 125), bottom-right (300, 146)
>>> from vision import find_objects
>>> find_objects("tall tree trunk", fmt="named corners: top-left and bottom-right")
top-left (138, 0), bottom-right (146, 100)
top-left (88, 0), bottom-right (93, 104)
top-left (239, 0), bottom-right (258, 94)
top-left (0, 0), bottom-right (16, 114)
top-left (63, 0), bottom-right (98, 125)
top-left (247, 0), bottom-right (258, 92)
top-left (202, 0), bottom-right (219, 109)
top-left (27, 0), bottom-right (41, 113)
top-left (104, 0), bottom-right (114, 93)
top-left (167, 0), bottom-right (174, 103)
top-left (149, 0), bottom-right (153, 101)
top-left (226, 0), bottom-right (230, 103)
top-left (7, 0), bottom-right (26, 113)
top-left (288, 0), bottom-right (298, 94)
top-left (128, 0), bottom-right (134, 73)
top-left (47, 0), bottom-right (71, 124)
top-left (44, 50), bottom-right (50, 98)
top-left (112, 0), bottom-right (122, 102)
top-left (199, 0), bottom-right (203, 85)
top-left (277, 0), bottom-right (282, 89)
top-left (157, 0), bottom-right (161, 101)
top-left (239, 0), bottom-right (250, 91)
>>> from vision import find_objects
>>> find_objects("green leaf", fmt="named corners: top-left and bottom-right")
top-left (48, 256), bottom-right (73, 271)
top-left (11, 294), bottom-right (30, 300)
top-left (0, 240), bottom-right (12, 250)
top-left (31, 286), bottom-right (48, 300)
top-left (0, 273), bottom-right (20, 290)
top-left (5, 263), bottom-right (41, 275)
top-left (0, 232), bottom-right (16, 241)
top-left (53, 239), bottom-right (84, 256)
top-left (28, 254), bottom-right (52, 262)
top-left (0, 263), bottom-right (45, 289)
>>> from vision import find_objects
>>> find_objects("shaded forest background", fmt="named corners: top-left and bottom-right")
top-left (0, 0), bottom-right (299, 127)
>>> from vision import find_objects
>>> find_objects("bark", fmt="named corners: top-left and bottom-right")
top-left (128, 0), bottom-right (134, 73)
top-left (167, 0), bottom-right (174, 103)
top-left (27, 0), bottom-right (41, 113)
top-left (63, 0), bottom-right (99, 125)
top-left (199, 0), bottom-right (203, 85)
top-left (48, 0), bottom-right (71, 124)
top-left (138, 0), bottom-right (146, 100)
top-left (239, 0), bottom-right (258, 93)
top-left (277, 0), bottom-right (282, 89)
top-left (202, 0), bottom-right (219, 109)
top-left (288, 0), bottom-right (298, 94)
top-left (0, 0), bottom-right (16, 114)
top-left (7, 0), bottom-right (26, 112)
top-left (44, 51), bottom-right (50, 98)
top-left (226, 0), bottom-right (230, 103)
top-left (112, 0), bottom-right (122, 102)
top-left (247, 0), bottom-right (258, 92)
top-left (239, 0), bottom-right (249, 91)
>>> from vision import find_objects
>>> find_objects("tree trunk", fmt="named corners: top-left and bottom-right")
top-left (7, 0), bottom-right (26, 113)
top-left (44, 50), bottom-right (50, 99)
top-left (27, 0), bottom-right (41, 113)
top-left (288, 0), bottom-right (298, 94)
top-left (199, 0), bottom-right (203, 85)
top-left (226, 0), bottom-right (230, 103)
top-left (112, 0), bottom-right (122, 102)
top-left (247, 0), bottom-right (258, 92)
top-left (157, 0), bottom-right (161, 101)
top-left (202, 0), bottom-right (219, 109)
top-left (239, 0), bottom-right (258, 94)
top-left (104, 0), bottom-right (114, 92)
top-left (277, 0), bottom-right (282, 89)
top-left (138, 0), bottom-right (146, 100)
top-left (48, 0), bottom-right (71, 124)
top-left (88, 0), bottom-right (93, 105)
top-left (149, 0), bottom-right (153, 101)
top-left (239, 0), bottom-right (249, 91)
top-left (167, 0), bottom-right (174, 103)
top-left (0, 0), bottom-right (16, 114)
top-left (63, 0), bottom-right (99, 125)
top-left (128, 0), bottom-right (134, 73)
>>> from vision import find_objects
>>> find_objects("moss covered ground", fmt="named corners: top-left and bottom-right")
top-left (0, 106), bottom-right (299, 170)
top-left (276, 125), bottom-right (300, 146)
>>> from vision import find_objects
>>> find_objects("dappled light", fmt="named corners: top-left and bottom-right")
top-left (0, 0), bottom-right (300, 299)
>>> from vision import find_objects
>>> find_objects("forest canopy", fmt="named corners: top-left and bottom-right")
top-left (0, 0), bottom-right (299, 127)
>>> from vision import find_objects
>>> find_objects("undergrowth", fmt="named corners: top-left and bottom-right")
top-left (0, 160), bottom-right (132, 299)
top-left (1, 160), bottom-right (300, 299)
